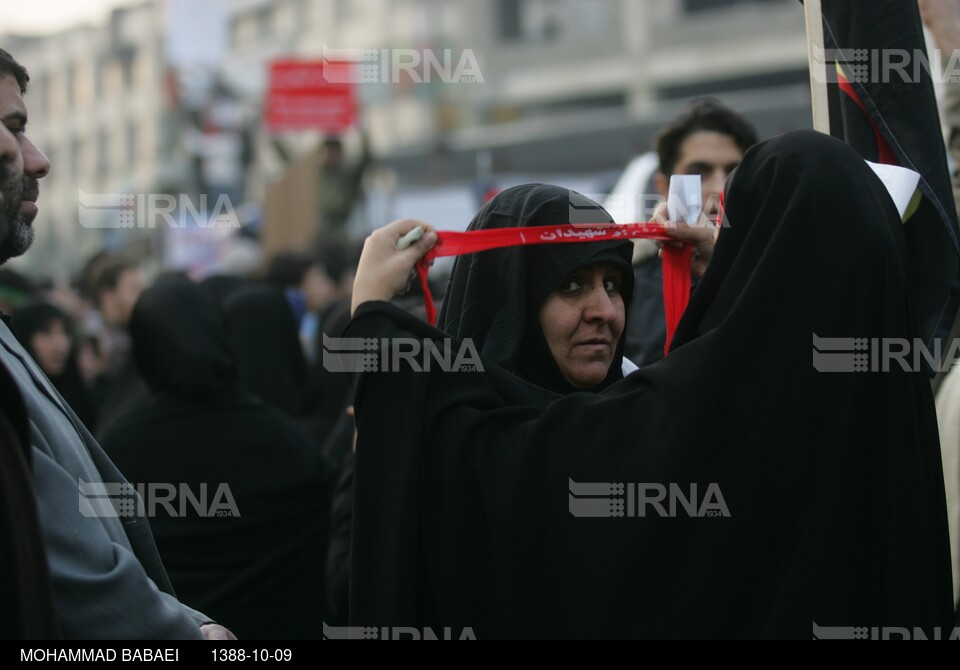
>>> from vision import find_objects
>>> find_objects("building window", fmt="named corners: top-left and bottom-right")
top-left (498, 0), bottom-right (617, 44)
top-left (122, 56), bottom-right (136, 92)
top-left (334, 0), bottom-right (353, 24)
top-left (96, 131), bottom-right (109, 180)
top-left (499, 0), bottom-right (522, 40)
top-left (70, 139), bottom-right (81, 183)
top-left (126, 122), bottom-right (138, 168)
top-left (65, 64), bottom-right (75, 108)
top-left (683, 0), bottom-right (786, 13)
top-left (94, 62), bottom-right (103, 99)
top-left (256, 7), bottom-right (274, 39)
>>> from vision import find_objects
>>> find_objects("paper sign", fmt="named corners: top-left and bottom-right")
top-left (668, 175), bottom-right (702, 225)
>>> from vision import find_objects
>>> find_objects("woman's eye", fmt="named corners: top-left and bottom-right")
top-left (604, 279), bottom-right (620, 294)
top-left (559, 280), bottom-right (582, 293)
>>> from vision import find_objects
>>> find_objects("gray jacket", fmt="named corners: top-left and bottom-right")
top-left (0, 318), bottom-right (208, 639)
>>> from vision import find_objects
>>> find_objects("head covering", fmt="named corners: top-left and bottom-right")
top-left (346, 131), bottom-right (954, 638)
top-left (12, 301), bottom-right (98, 429)
top-left (12, 302), bottom-right (68, 350)
top-left (130, 277), bottom-right (237, 403)
top-left (102, 278), bottom-right (333, 640)
top-left (303, 297), bottom-right (355, 459)
top-left (437, 184), bottom-right (635, 394)
top-left (223, 286), bottom-right (307, 416)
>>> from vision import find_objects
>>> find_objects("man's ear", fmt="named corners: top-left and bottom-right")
top-left (654, 172), bottom-right (669, 200)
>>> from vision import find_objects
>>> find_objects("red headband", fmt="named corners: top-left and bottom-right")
top-left (414, 222), bottom-right (693, 357)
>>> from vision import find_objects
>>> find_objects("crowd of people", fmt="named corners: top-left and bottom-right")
top-left (1, 49), bottom-right (366, 636)
top-left (3, 0), bottom-right (960, 641)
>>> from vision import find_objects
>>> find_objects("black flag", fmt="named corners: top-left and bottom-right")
top-left (812, 0), bottom-right (960, 354)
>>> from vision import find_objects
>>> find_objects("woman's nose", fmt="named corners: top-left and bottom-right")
top-left (582, 286), bottom-right (618, 323)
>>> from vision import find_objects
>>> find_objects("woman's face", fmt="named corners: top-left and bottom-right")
top-left (30, 318), bottom-right (71, 377)
top-left (538, 263), bottom-right (626, 390)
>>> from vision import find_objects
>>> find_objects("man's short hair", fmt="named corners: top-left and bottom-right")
top-left (656, 98), bottom-right (758, 176)
top-left (93, 259), bottom-right (137, 305)
top-left (0, 49), bottom-right (29, 95)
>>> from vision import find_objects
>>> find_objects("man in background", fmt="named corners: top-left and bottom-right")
top-left (90, 258), bottom-right (147, 437)
top-left (625, 98), bottom-right (758, 366)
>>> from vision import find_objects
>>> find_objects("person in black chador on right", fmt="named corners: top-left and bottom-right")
top-left (345, 131), bottom-right (954, 639)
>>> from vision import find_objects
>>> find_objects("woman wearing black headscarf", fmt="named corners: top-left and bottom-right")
top-left (325, 186), bottom-right (636, 625)
top-left (435, 184), bottom-right (637, 394)
top-left (100, 278), bottom-right (335, 639)
top-left (12, 302), bottom-right (98, 430)
top-left (344, 131), bottom-right (954, 638)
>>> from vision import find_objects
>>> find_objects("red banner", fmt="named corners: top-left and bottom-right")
top-left (265, 60), bottom-right (357, 133)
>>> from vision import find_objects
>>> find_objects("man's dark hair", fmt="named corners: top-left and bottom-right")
top-left (93, 259), bottom-right (137, 306)
top-left (0, 49), bottom-right (29, 94)
top-left (656, 98), bottom-right (758, 176)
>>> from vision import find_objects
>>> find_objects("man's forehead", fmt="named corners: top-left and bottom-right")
top-left (678, 131), bottom-right (743, 162)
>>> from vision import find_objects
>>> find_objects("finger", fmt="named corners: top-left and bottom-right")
top-left (409, 230), bottom-right (439, 257)
top-left (385, 218), bottom-right (431, 244)
top-left (660, 222), bottom-right (685, 243)
top-left (423, 229), bottom-right (439, 247)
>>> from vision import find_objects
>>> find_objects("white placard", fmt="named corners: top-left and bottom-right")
top-left (668, 175), bottom-right (702, 225)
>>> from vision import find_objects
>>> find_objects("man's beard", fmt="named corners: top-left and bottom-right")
top-left (0, 174), bottom-right (37, 265)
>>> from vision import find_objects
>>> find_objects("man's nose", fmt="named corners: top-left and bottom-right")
top-left (22, 135), bottom-right (50, 180)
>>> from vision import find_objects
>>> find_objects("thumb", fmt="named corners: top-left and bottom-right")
top-left (411, 230), bottom-right (439, 258)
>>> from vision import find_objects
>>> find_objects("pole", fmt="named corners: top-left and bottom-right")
top-left (804, 0), bottom-right (831, 133)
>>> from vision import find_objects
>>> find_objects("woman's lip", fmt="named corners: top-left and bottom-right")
top-left (576, 342), bottom-right (611, 351)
